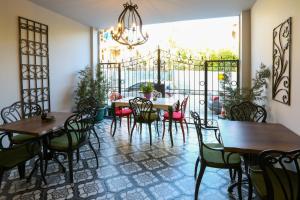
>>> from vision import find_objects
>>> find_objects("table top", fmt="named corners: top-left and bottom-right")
top-left (218, 120), bottom-right (300, 154)
top-left (112, 97), bottom-right (179, 110)
top-left (0, 112), bottom-right (73, 137)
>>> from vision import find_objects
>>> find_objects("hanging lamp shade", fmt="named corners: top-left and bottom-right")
top-left (111, 1), bottom-right (148, 49)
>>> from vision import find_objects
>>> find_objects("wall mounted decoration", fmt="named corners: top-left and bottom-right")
top-left (272, 17), bottom-right (291, 105)
top-left (18, 17), bottom-right (50, 112)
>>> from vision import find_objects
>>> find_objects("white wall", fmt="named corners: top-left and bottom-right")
top-left (251, 0), bottom-right (300, 134)
top-left (0, 0), bottom-right (91, 114)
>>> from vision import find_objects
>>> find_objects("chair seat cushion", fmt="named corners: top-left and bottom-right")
top-left (163, 111), bottom-right (184, 120)
top-left (115, 108), bottom-right (132, 116)
top-left (136, 111), bottom-right (158, 123)
top-left (48, 132), bottom-right (84, 151)
top-left (250, 166), bottom-right (298, 200)
top-left (11, 134), bottom-right (36, 144)
top-left (0, 143), bottom-right (40, 168)
top-left (203, 143), bottom-right (241, 166)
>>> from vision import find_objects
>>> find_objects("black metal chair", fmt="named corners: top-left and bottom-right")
top-left (191, 111), bottom-right (243, 200)
top-left (250, 150), bottom-right (300, 200)
top-left (47, 109), bottom-right (99, 184)
top-left (230, 101), bottom-right (267, 122)
top-left (129, 97), bottom-right (158, 146)
top-left (77, 97), bottom-right (101, 150)
top-left (230, 101), bottom-right (267, 199)
top-left (0, 101), bottom-right (42, 144)
top-left (0, 139), bottom-right (45, 187)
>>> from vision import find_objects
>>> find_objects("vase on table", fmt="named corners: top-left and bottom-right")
top-left (144, 92), bottom-right (152, 100)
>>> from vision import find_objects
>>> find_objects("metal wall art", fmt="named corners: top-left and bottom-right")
top-left (19, 17), bottom-right (50, 112)
top-left (272, 17), bottom-right (292, 105)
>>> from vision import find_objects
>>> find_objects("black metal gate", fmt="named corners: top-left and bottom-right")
top-left (101, 48), bottom-right (239, 126)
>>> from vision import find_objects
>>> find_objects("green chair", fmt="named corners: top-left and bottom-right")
top-left (77, 97), bottom-right (101, 150)
top-left (0, 139), bottom-right (44, 187)
top-left (47, 109), bottom-right (98, 184)
top-left (190, 111), bottom-right (243, 200)
top-left (129, 97), bottom-right (158, 146)
top-left (250, 150), bottom-right (300, 200)
top-left (1, 101), bottom-right (41, 144)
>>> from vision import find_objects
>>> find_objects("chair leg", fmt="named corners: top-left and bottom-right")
top-left (0, 168), bottom-right (4, 188)
top-left (148, 123), bottom-right (152, 146)
top-left (175, 121), bottom-right (178, 132)
top-left (89, 142), bottom-right (99, 168)
top-left (92, 127), bottom-right (101, 150)
top-left (184, 118), bottom-right (189, 133)
top-left (17, 163), bottom-right (26, 179)
top-left (194, 156), bottom-right (200, 179)
top-left (127, 116), bottom-right (131, 135)
top-left (110, 119), bottom-right (115, 135)
top-left (179, 121), bottom-right (185, 143)
top-left (53, 154), bottom-right (66, 173)
top-left (27, 159), bottom-right (39, 182)
top-left (119, 117), bottom-right (122, 127)
top-left (67, 152), bottom-right (74, 184)
top-left (162, 120), bottom-right (166, 140)
top-left (155, 120), bottom-right (160, 136)
top-left (130, 121), bottom-right (137, 144)
top-left (139, 123), bottom-right (142, 135)
top-left (76, 149), bottom-right (80, 163)
top-left (237, 168), bottom-right (243, 200)
top-left (195, 161), bottom-right (206, 200)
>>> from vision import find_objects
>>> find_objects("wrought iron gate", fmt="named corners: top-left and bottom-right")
top-left (101, 49), bottom-right (239, 126)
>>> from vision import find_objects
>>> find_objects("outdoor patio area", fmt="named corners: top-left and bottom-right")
top-left (0, 119), bottom-right (252, 200)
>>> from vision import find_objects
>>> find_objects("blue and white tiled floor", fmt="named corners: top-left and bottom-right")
top-left (0, 119), bottom-right (254, 199)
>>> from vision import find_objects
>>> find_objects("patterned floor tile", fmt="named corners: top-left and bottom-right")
top-left (132, 171), bottom-right (159, 186)
top-left (46, 185), bottom-right (74, 200)
top-left (120, 162), bottom-right (142, 175)
top-left (78, 180), bottom-right (105, 198)
top-left (106, 175), bottom-right (133, 192)
top-left (120, 188), bottom-right (151, 200)
top-left (149, 182), bottom-right (181, 200)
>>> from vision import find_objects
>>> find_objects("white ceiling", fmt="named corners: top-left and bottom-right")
top-left (29, 0), bottom-right (256, 28)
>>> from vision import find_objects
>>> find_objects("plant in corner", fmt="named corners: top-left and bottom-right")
top-left (93, 63), bottom-right (109, 121)
top-left (140, 82), bottom-right (154, 99)
top-left (74, 64), bottom-right (109, 121)
top-left (221, 63), bottom-right (271, 119)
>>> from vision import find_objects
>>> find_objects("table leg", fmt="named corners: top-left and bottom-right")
top-left (168, 106), bottom-right (174, 147)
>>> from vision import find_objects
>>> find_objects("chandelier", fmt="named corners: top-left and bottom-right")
top-left (111, 1), bottom-right (148, 49)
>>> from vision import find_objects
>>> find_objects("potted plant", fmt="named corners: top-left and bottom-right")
top-left (74, 64), bottom-right (109, 122)
top-left (140, 82), bottom-right (154, 99)
top-left (220, 63), bottom-right (271, 119)
top-left (93, 63), bottom-right (109, 121)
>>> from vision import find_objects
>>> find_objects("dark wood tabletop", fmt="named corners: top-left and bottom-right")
top-left (0, 112), bottom-right (74, 137)
top-left (218, 120), bottom-right (300, 154)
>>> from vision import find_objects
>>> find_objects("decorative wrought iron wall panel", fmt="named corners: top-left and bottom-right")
top-left (19, 17), bottom-right (50, 112)
top-left (272, 17), bottom-right (291, 105)
top-left (101, 49), bottom-right (239, 126)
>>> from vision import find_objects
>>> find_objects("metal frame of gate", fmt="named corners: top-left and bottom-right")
top-left (101, 48), bottom-right (239, 127)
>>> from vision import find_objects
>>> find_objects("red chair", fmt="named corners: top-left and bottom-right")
top-left (110, 93), bottom-right (132, 136)
top-left (162, 96), bottom-right (189, 143)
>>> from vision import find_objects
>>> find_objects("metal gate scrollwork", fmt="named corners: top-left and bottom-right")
top-left (18, 17), bottom-right (50, 112)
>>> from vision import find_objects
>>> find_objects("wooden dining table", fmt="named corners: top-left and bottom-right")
top-left (0, 112), bottom-right (74, 137)
top-left (218, 120), bottom-right (300, 154)
top-left (218, 119), bottom-right (300, 200)
top-left (111, 97), bottom-right (179, 146)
